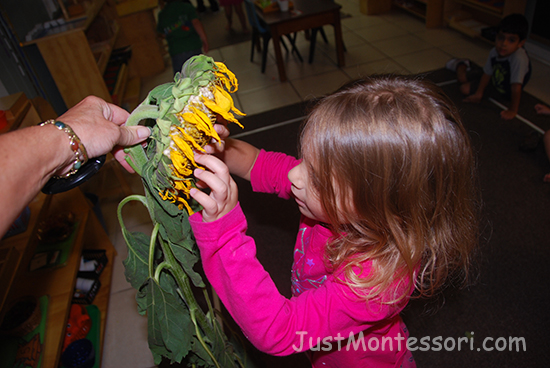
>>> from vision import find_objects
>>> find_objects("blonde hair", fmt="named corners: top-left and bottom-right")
top-left (300, 75), bottom-right (479, 303)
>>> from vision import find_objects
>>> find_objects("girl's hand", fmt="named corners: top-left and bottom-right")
top-left (190, 153), bottom-right (238, 222)
top-left (203, 116), bottom-right (230, 155)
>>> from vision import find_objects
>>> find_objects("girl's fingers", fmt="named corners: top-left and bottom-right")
top-left (213, 123), bottom-right (230, 139)
top-left (203, 124), bottom-right (229, 154)
top-left (194, 153), bottom-right (231, 180)
top-left (192, 153), bottom-right (237, 222)
top-left (194, 167), bottom-right (229, 200)
top-left (189, 187), bottom-right (215, 211)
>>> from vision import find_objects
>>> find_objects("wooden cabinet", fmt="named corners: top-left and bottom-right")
top-left (25, 0), bottom-right (124, 109)
top-left (0, 189), bottom-right (115, 367)
top-left (360, 0), bottom-right (445, 28)
top-left (114, 0), bottom-right (165, 79)
top-left (444, 0), bottom-right (527, 40)
top-left (0, 92), bottom-right (42, 133)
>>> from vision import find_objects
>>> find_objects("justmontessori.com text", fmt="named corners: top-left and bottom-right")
top-left (292, 331), bottom-right (526, 352)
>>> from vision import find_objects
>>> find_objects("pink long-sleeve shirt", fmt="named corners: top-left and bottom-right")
top-left (189, 150), bottom-right (415, 367)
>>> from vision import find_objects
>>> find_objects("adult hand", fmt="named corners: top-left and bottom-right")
top-left (190, 152), bottom-right (238, 222)
top-left (58, 96), bottom-right (151, 173)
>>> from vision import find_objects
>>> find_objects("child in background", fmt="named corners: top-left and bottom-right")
top-left (446, 13), bottom-right (531, 120)
top-left (220, 0), bottom-right (248, 33)
top-left (157, 0), bottom-right (209, 75)
top-left (189, 75), bottom-right (479, 367)
top-left (196, 0), bottom-right (220, 13)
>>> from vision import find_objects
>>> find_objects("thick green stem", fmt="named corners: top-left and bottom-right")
top-left (190, 308), bottom-right (221, 368)
top-left (154, 261), bottom-right (170, 282)
top-left (149, 223), bottom-right (160, 279)
top-left (117, 195), bottom-right (149, 253)
top-left (158, 237), bottom-right (214, 338)
top-left (202, 288), bottom-right (222, 337)
top-left (124, 104), bottom-right (160, 176)
top-left (126, 104), bottom-right (160, 127)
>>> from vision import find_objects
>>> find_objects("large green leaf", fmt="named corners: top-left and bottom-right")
top-left (121, 230), bottom-right (150, 290)
top-left (169, 240), bottom-right (205, 288)
top-left (146, 277), bottom-right (194, 364)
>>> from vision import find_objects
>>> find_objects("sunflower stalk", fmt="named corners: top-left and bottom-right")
top-left (117, 55), bottom-right (248, 367)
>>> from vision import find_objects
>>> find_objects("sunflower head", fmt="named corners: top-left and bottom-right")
top-left (151, 55), bottom-right (244, 214)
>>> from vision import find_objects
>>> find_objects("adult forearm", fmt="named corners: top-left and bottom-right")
top-left (0, 96), bottom-right (151, 238)
top-left (0, 125), bottom-right (73, 236)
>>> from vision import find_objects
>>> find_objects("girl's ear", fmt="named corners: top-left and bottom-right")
top-left (519, 39), bottom-right (526, 48)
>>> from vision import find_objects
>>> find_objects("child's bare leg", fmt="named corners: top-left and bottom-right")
top-left (224, 6), bottom-right (233, 30)
top-left (457, 64), bottom-right (471, 95)
top-left (235, 3), bottom-right (249, 33)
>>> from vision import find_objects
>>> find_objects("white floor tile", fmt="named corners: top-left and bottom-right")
top-left (291, 69), bottom-right (351, 100)
top-left (235, 63), bottom-right (281, 93)
top-left (353, 22), bottom-right (409, 43)
top-left (101, 289), bottom-right (155, 368)
top-left (284, 54), bottom-right (340, 80)
top-left (329, 42), bottom-right (387, 67)
top-left (342, 14), bottom-right (388, 30)
top-left (238, 82), bottom-right (301, 115)
top-left (415, 27), bottom-right (468, 47)
top-left (388, 13), bottom-right (427, 33)
top-left (343, 58), bottom-right (409, 78)
top-left (439, 38), bottom-right (492, 67)
top-left (110, 222), bottom-right (154, 294)
top-left (393, 48), bottom-right (454, 74)
top-left (371, 34), bottom-right (433, 58)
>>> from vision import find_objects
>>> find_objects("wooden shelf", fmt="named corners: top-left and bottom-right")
top-left (452, 0), bottom-right (503, 16)
top-left (393, 1), bottom-right (427, 20)
top-left (361, 0), bottom-right (444, 28)
top-left (28, 0), bottom-right (124, 108)
top-left (0, 189), bottom-right (115, 367)
top-left (112, 63), bottom-right (129, 106)
top-left (115, 0), bottom-right (158, 17)
top-left (122, 76), bottom-right (141, 111)
top-left (444, 0), bottom-right (526, 40)
top-left (0, 194), bottom-right (50, 312)
top-left (90, 21), bottom-right (121, 75)
top-left (448, 15), bottom-right (488, 37)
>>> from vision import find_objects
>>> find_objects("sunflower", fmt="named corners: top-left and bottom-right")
top-left (158, 57), bottom-right (245, 214)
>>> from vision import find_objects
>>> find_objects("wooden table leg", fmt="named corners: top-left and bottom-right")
top-left (333, 11), bottom-right (346, 68)
top-left (271, 29), bottom-right (288, 82)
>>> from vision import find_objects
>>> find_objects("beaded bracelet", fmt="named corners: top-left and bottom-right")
top-left (40, 119), bottom-right (89, 178)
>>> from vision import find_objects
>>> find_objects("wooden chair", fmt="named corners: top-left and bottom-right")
top-left (243, 0), bottom-right (303, 73)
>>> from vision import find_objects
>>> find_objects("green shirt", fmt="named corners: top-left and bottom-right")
top-left (157, 2), bottom-right (202, 56)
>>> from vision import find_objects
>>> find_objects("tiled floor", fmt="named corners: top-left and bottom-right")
top-left (97, 3), bottom-right (550, 367)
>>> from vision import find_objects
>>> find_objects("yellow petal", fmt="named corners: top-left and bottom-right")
top-left (175, 126), bottom-right (206, 152)
top-left (171, 151), bottom-right (192, 177)
top-left (214, 62), bottom-right (238, 93)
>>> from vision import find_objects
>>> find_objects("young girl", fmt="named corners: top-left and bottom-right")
top-left (189, 75), bottom-right (479, 367)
